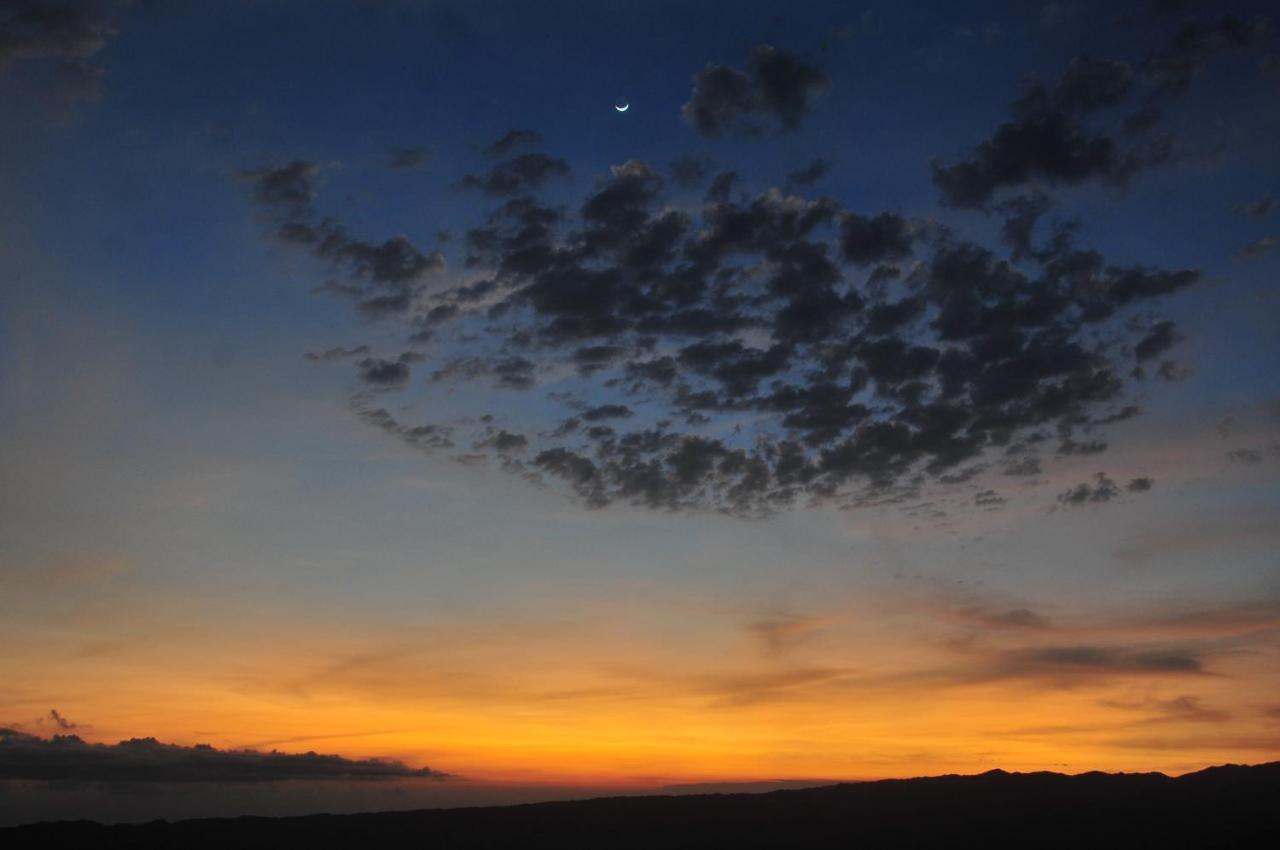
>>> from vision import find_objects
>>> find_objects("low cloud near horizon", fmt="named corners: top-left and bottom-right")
top-left (0, 727), bottom-right (450, 784)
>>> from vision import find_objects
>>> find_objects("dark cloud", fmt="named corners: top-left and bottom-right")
top-left (580, 404), bottom-right (633, 421)
top-left (357, 357), bottom-right (412, 387)
top-left (1226, 448), bottom-right (1263, 465)
top-left (1134, 319), bottom-right (1181, 361)
top-left (46, 709), bottom-right (76, 731)
top-left (1126, 476), bottom-right (1154, 492)
top-left (974, 489), bottom-right (1006, 507)
top-left (0, 1), bottom-right (114, 67)
top-left (1234, 196), bottom-right (1274, 218)
top-left (1236, 235), bottom-right (1276, 259)
top-left (238, 161), bottom-right (321, 215)
top-left (840, 212), bottom-right (915, 265)
top-left (305, 345), bottom-right (371, 363)
top-left (244, 136), bottom-right (1202, 517)
top-left (459, 152), bottom-right (570, 196)
top-left (475, 429), bottom-right (528, 455)
top-left (998, 645), bottom-right (1204, 677)
top-left (1003, 456), bottom-right (1042, 477)
top-left (352, 400), bottom-right (453, 451)
top-left (1146, 12), bottom-right (1268, 93)
top-left (431, 355), bottom-right (535, 390)
top-left (705, 170), bottom-right (737, 203)
top-left (484, 128), bottom-right (540, 158)
top-left (996, 192), bottom-right (1053, 261)
top-left (785, 158), bottom-right (831, 189)
top-left (931, 53), bottom-right (1189, 207)
top-left (0, 728), bottom-right (449, 783)
top-left (387, 146), bottom-right (429, 170)
top-left (682, 45), bottom-right (829, 137)
top-left (669, 156), bottom-right (713, 187)
top-left (1057, 472), bottom-right (1122, 506)
top-left (971, 607), bottom-right (1049, 629)
top-left (1155, 359), bottom-right (1193, 382)
top-left (239, 161), bottom-right (446, 318)
top-left (0, 0), bottom-right (119, 105)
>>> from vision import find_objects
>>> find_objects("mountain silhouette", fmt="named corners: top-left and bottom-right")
top-left (5, 762), bottom-right (1278, 848)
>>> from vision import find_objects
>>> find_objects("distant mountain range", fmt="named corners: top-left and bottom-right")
top-left (5, 762), bottom-right (1278, 848)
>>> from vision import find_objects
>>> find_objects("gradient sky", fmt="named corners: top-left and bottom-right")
top-left (2, 0), bottom-right (1279, 826)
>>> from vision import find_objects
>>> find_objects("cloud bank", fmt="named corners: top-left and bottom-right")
top-left (0, 728), bottom-right (450, 783)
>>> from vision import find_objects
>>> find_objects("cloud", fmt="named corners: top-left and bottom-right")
top-left (46, 710), bottom-right (76, 731)
top-left (932, 56), bottom-right (1170, 208)
top-left (747, 614), bottom-right (825, 654)
top-left (265, 154), bottom-right (1200, 515)
top-left (1145, 12), bottom-right (1268, 93)
top-left (238, 160), bottom-right (321, 215)
top-left (785, 158), bottom-right (830, 189)
top-left (682, 45), bottom-right (829, 137)
top-left (1100, 694), bottom-right (1230, 725)
top-left (1236, 235), bottom-right (1276, 259)
top-left (933, 13), bottom-right (1268, 210)
top-left (1057, 472), bottom-right (1122, 506)
top-left (387, 146), bottom-right (429, 170)
top-left (0, 0), bottom-right (121, 106)
top-left (1226, 448), bottom-right (1263, 465)
top-left (458, 152), bottom-right (570, 196)
top-left (484, 128), bottom-right (540, 158)
top-left (1126, 476), bottom-right (1154, 492)
top-left (962, 607), bottom-right (1050, 629)
top-left (996, 645), bottom-right (1205, 677)
top-left (669, 156), bottom-right (713, 187)
top-left (474, 429), bottom-right (528, 455)
top-left (238, 161), bottom-right (445, 318)
top-left (974, 489), bottom-right (1006, 507)
top-left (1234, 196), bottom-right (1274, 218)
top-left (0, 728), bottom-right (449, 783)
top-left (305, 345), bottom-right (371, 363)
top-left (1134, 320), bottom-right (1181, 361)
top-left (356, 357), bottom-right (412, 387)
top-left (241, 106), bottom-right (1205, 518)
top-left (351, 400), bottom-right (453, 451)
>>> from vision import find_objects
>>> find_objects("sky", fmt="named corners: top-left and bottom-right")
top-left (1, 0), bottom-right (1279, 826)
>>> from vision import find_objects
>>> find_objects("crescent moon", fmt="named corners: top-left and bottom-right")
top-left (615, 102), bottom-right (629, 112)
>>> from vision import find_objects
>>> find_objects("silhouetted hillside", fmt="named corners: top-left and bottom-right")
top-left (5, 762), bottom-right (1278, 849)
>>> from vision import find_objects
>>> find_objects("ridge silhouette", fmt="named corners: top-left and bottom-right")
top-left (5, 761), bottom-right (1277, 848)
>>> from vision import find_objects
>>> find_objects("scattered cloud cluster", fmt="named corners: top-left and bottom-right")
top-left (243, 126), bottom-right (1199, 515)
top-left (1057, 472), bottom-right (1152, 507)
top-left (228, 17), bottom-right (1279, 517)
top-left (238, 161), bottom-right (446, 319)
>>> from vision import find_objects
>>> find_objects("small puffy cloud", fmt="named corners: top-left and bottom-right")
top-left (305, 345), bottom-right (370, 363)
top-left (785, 158), bottom-right (831, 188)
top-left (1226, 448), bottom-right (1263, 465)
top-left (459, 153), bottom-right (570, 196)
top-left (1134, 320), bottom-right (1181, 362)
top-left (387, 146), bottom-right (429, 170)
top-left (1236, 235), bottom-right (1276, 259)
top-left (484, 128), bottom-right (540, 157)
top-left (682, 45), bottom-right (829, 137)
top-left (1057, 472), bottom-right (1122, 506)
top-left (357, 357), bottom-right (412, 387)
top-left (1233, 196), bottom-right (1274, 218)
